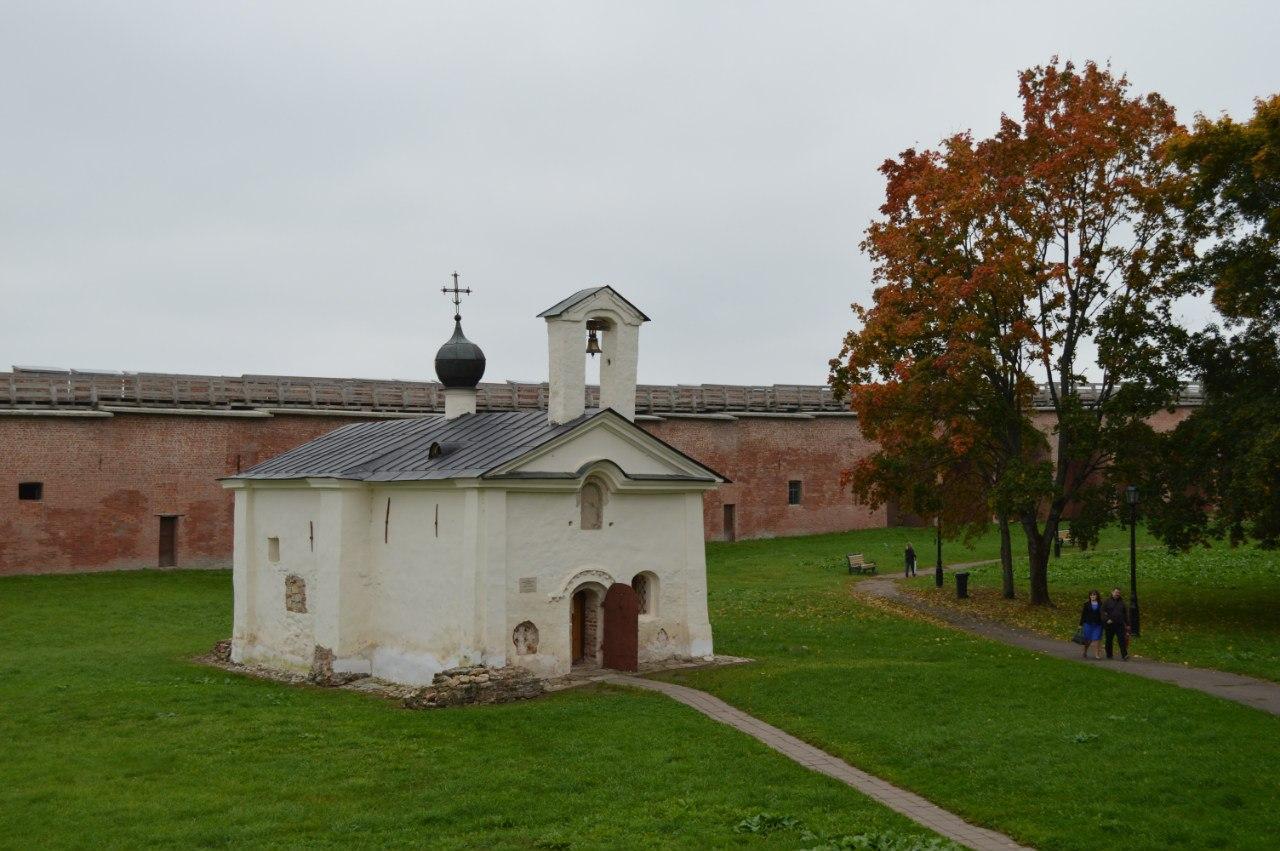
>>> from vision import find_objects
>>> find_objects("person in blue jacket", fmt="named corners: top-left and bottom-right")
top-left (1079, 589), bottom-right (1105, 660)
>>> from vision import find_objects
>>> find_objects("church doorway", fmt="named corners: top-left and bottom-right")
top-left (570, 585), bottom-right (603, 667)
top-left (571, 590), bottom-right (587, 662)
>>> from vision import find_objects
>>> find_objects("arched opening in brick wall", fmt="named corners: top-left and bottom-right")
top-left (569, 583), bottom-right (605, 667)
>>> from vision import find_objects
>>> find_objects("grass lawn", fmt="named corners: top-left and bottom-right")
top-left (658, 528), bottom-right (1280, 851)
top-left (5, 527), bottom-right (1280, 850)
top-left (0, 570), bottom-right (950, 849)
top-left (900, 539), bottom-right (1280, 683)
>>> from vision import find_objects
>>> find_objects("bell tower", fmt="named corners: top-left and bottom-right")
top-left (538, 287), bottom-right (649, 424)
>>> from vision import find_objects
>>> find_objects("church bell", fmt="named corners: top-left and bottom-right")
top-left (585, 329), bottom-right (602, 357)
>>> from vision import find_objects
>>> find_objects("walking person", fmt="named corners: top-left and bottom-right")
top-left (1079, 590), bottom-right (1105, 660)
top-left (1102, 587), bottom-right (1130, 661)
top-left (904, 543), bottom-right (917, 578)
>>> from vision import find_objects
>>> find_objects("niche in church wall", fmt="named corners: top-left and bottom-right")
top-left (577, 478), bottom-right (609, 530)
top-left (512, 621), bottom-right (539, 655)
top-left (284, 574), bottom-right (307, 613)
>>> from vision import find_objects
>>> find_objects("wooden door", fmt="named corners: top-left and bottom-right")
top-left (158, 516), bottom-right (177, 567)
top-left (602, 583), bottom-right (640, 672)
top-left (723, 503), bottom-right (736, 542)
top-left (571, 590), bottom-right (586, 662)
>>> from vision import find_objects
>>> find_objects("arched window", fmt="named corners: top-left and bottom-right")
top-left (580, 480), bottom-right (604, 530)
top-left (631, 571), bottom-right (658, 616)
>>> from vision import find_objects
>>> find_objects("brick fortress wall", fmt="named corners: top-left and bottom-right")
top-left (644, 415), bottom-right (886, 541)
top-left (0, 411), bottom-right (889, 573)
top-left (0, 414), bottom-right (358, 574)
top-left (0, 370), bottom-right (1200, 574)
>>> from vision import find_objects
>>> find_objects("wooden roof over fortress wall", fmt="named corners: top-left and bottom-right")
top-left (1, 366), bottom-right (1203, 418)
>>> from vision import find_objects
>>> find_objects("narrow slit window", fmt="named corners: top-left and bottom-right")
top-left (268, 537), bottom-right (281, 563)
top-left (18, 482), bottom-right (43, 501)
top-left (787, 480), bottom-right (802, 505)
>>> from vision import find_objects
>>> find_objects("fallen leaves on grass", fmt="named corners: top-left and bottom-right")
top-left (734, 812), bottom-right (960, 850)
top-left (897, 547), bottom-right (1280, 682)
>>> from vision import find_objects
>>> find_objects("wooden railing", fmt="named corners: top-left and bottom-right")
top-left (1, 368), bottom-right (848, 414)
top-left (0, 368), bottom-right (1203, 415)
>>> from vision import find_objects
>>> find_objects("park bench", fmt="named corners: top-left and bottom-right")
top-left (846, 553), bottom-right (877, 575)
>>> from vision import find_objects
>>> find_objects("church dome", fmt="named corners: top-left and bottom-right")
top-left (434, 320), bottom-right (486, 389)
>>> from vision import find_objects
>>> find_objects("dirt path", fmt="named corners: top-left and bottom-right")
top-left (855, 562), bottom-right (1280, 716)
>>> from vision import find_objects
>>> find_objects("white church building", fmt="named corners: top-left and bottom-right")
top-left (224, 286), bottom-right (723, 684)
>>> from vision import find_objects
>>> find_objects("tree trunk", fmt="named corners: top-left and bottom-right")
top-left (998, 515), bottom-right (1015, 599)
top-left (1021, 512), bottom-right (1053, 606)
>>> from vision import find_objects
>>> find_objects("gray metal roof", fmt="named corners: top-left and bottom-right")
top-left (536, 286), bottom-right (651, 322)
top-left (231, 408), bottom-right (721, 482)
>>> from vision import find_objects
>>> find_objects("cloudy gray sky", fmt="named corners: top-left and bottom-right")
top-left (3, 2), bottom-right (1277, 387)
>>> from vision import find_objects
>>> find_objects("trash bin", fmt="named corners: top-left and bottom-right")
top-left (955, 571), bottom-right (970, 599)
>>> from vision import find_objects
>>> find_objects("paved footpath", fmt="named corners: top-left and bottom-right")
top-left (857, 562), bottom-right (1280, 716)
top-left (602, 673), bottom-right (1031, 851)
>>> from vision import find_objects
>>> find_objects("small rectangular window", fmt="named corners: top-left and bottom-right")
top-left (18, 482), bottom-right (43, 501)
top-left (787, 480), bottom-right (802, 505)
top-left (267, 537), bottom-right (281, 563)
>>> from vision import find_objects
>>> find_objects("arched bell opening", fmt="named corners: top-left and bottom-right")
top-left (583, 316), bottom-right (615, 404)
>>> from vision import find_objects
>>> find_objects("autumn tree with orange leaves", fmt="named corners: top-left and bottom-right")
top-left (832, 60), bottom-right (1204, 605)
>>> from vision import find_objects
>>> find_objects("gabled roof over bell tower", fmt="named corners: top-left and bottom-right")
top-left (537, 286), bottom-right (650, 324)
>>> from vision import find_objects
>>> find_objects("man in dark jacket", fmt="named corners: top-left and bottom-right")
top-left (1102, 587), bottom-right (1129, 660)
top-left (904, 543), bottom-right (917, 578)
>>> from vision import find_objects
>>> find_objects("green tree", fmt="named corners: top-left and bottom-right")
top-left (833, 60), bottom-right (1202, 604)
top-left (1149, 96), bottom-right (1280, 548)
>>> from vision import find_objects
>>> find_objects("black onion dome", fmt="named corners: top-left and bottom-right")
top-left (434, 320), bottom-right (486, 388)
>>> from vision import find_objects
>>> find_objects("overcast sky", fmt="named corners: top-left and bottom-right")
top-left (3, 2), bottom-right (1277, 387)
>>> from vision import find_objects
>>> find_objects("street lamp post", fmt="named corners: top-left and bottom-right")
top-left (1126, 485), bottom-right (1141, 637)
top-left (934, 516), bottom-right (944, 588)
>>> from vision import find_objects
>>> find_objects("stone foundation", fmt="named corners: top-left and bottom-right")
top-left (307, 645), bottom-right (369, 687)
top-left (403, 665), bottom-right (545, 709)
top-left (199, 640), bottom-right (748, 710)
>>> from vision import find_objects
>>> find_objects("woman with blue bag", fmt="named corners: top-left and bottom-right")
top-left (1077, 589), bottom-right (1105, 660)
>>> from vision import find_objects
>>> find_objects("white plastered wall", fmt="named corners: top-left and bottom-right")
top-left (501, 486), bottom-right (713, 676)
top-left (547, 319), bottom-right (587, 424)
top-left (227, 418), bottom-right (716, 685)
top-left (231, 486), bottom-right (324, 671)
top-left (597, 319), bottom-right (639, 421)
top-left (363, 487), bottom-right (475, 684)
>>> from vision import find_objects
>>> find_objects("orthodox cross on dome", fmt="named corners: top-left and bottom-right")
top-left (441, 271), bottom-right (473, 322)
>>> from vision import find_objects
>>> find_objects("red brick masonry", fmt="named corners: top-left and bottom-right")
top-left (645, 416), bottom-right (885, 541)
top-left (1, 414), bottom-right (344, 573)
top-left (0, 406), bottom-right (1192, 575)
top-left (0, 411), bottom-right (886, 573)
